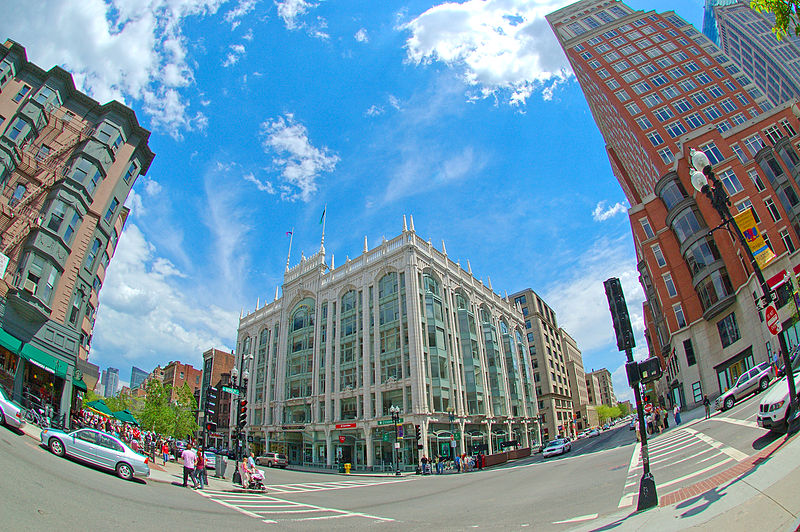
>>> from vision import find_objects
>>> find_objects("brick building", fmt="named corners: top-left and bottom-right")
top-left (162, 361), bottom-right (201, 402)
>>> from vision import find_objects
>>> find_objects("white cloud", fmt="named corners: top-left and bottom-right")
top-left (0, 0), bottom-right (222, 139)
top-left (384, 145), bottom-right (483, 204)
top-left (592, 200), bottom-right (628, 221)
top-left (144, 179), bottom-right (163, 196)
top-left (222, 43), bottom-right (247, 67)
top-left (355, 28), bottom-right (369, 43)
top-left (225, 0), bottom-right (259, 30)
top-left (260, 114), bottom-right (339, 202)
top-left (402, 0), bottom-right (572, 105)
top-left (275, 0), bottom-right (316, 30)
top-left (543, 234), bottom-right (645, 355)
top-left (365, 104), bottom-right (384, 117)
top-left (388, 95), bottom-right (401, 109)
top-left (93, 224), bottom-right (237, 369)
top-left (243, 172), bottom-right (276, 194)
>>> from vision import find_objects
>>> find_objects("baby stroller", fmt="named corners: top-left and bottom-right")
top-left (239, 463), bottom-right (266, 491)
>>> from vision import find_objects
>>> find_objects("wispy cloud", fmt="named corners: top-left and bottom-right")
top-left (592, 200), bottom-right (628, 221)
top-left (365, 105), bottom-right (384, 117)
top-left (275, 0), bottom-right (327, 38)
top-left (225, 0), bottom-right (259, 30)
top-left (355, 28), bottom-right (368, 43)
top-left (384, 146), bottom-right (483, 204)
top-left (222, 43), bottom-right (247, 67)
top-left (402, 0), bottom-right (572, 105)
top-left (260, 113), bottom-right (339, 202)
top-left (0, 0), bottom-right (220, 139)
top-left (244, 172), bottom-right (276, 194)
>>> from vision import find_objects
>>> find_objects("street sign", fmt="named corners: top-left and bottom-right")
top-left (222, 385), bottom-right (240, 396)
top-left (378, 418), bottom-right (402, 425)
top-left (339, 436), bottom-right (346, 443)
top-left (644, 403), bottom-right (653, 414)
top-left (766, 303), bottom-right (782, 335)
top-left (382, 433), bottom-right (393, 442)
top-left (397, 427), bottom-right (404, 438)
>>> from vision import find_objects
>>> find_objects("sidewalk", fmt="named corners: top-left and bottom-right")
top-left (571, 427), bottom-right (800, 531)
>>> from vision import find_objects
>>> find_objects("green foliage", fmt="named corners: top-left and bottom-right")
top-left (139, 380), bottom-right (173, 435)
top-left (596, 404), bottom-right (622, 424)
top-left (171, 382), bottom-right (200, 440)
top-left (751, 0), bottom-right (800, 40)
top-left (104, 393), bottom-right (131, 413)
top-left (82, 389), bottom-right (100, 406)
top-left (617, 402), bottom-right (630, 418)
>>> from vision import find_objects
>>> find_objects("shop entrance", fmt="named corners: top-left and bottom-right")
top-left (716, 347), bottom-right (755, 394)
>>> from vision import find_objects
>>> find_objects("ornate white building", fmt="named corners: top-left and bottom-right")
top-left (232, 217), bottom-right (539, 471)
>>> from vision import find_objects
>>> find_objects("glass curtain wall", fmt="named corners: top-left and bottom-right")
top-left (456, 293), bottom-right (484, 416)
top-left (516, 328), bottom-right (536, 419)
top-left (500, 320), bottom-right (522, 416)
top-left (423, 274), bottom-right (450, 412)
top-left (285, 297), bottom-right (314, 423)
top-left (481, 307), bottom-right (507, 416)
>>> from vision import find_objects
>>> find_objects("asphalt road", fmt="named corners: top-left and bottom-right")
top-left (0, 394), bottom-right (777, 531)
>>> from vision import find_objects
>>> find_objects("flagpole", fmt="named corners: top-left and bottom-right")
top-left (285, 227), bottom-right (294, 272)
top-left (321, 203), bottom-right (327, 250)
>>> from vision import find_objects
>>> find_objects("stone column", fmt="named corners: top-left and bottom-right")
top-left (365, 426), bottom-right (374, 467)
top-left (326, 429), bottom-right (333, 467)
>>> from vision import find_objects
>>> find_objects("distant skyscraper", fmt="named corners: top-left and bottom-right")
top-left (104, 367), bottom-right (119, 397)
top-left (548, 0), bottom-right (800, 408)
top-left (703, 0), bottom-right (800, 106)
top-left (130, 366), bottom-right (148, 390)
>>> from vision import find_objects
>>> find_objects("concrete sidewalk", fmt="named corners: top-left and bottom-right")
top-left (571, 430), bottom-right (800, 531)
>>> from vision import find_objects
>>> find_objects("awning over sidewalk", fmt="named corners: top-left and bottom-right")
top-left (73, 378), bottom-right (87, 392)
top-left (112, 409), bottom-right (139, 426)
top-left (19, 343), bottom-right (68, 379)
top-left (86, 400), bottom-right (113, 417)
top-left (0, 328), bottom-right (22, 353)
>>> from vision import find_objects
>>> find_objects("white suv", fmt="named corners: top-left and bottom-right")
top-left (716, 362), bottom-right (773, 411)
top-left (757, 371), bottom-right (800, 434)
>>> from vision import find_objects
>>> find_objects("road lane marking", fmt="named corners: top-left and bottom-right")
top-left (652, 447), bottom-right (715, 468)
top-left (552, 513), bottom-right (598, 524)
top-left (197, 491), bottom-right (263, 519)
top-left (618, 442), bottom-right (642, 508)
top-left (656, 457), bottom-right (733, 490)
top-left (712, 416), bottom-right (760, 429)
top-left (683, 428), bottom-right (748, 461)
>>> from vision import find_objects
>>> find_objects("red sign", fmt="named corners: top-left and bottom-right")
top-left (766, 304), bottom-right (781, 335)
top-left (339, 436), bottom-right (346, 443)
top-left (335, 423), bottom-right (356, 429)
top-left (644, 403), bottom-right (653, 414)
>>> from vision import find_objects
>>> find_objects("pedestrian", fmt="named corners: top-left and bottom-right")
top-left (663, 408), bottom-right (669, 429)
top-left (635, 418), bottom-right (641, 442)
top-left (196, 448), bottom-right (206, 489)
top-left (436, 455), bottom-right (444, 475)
top-left (162, 441), bottom-right (170, 465)
top-left (674, 404), bottom-right (681, 425)
top-left (181, 442), bottom-right (200, 489)
top-left (654, 409), bottom-right (662, 434)
top-left (703, 395), bottom-right (711, 419)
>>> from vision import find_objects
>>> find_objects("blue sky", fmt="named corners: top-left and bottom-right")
top-left (0, 0), bottom-right (705, 400)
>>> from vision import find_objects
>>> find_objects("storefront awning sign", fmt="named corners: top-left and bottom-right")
top-left (335, 423), bottom-right (356, 429)
top-left (20, 343), bottom-right (68, 379)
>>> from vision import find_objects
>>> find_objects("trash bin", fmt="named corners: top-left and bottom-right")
top-left (216, 455), bottom-right (227, 478)
top-left (344, 463), bottom-right (351, 474)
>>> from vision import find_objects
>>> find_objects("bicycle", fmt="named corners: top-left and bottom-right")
top-left (24, 406), bottom-right (50, 428)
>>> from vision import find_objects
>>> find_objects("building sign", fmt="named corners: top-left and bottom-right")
top-left (335, 423), bottom-right (356, 429)
top-left (377, 418), bottom-right (402, 425)
top-left (282, 425), bottom-right (305, 431)
top-left (734, 209), bottom-right (775, 269)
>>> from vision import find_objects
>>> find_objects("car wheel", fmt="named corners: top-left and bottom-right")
top-left (724, 396), bottom-right (734, 410)
top-left (0, 408), bottom-right (5, 427)
top-left (759, 378), bottom-right (769, 392)
top-left (49, 438), bottom-right (66, 457)
top-left (267, 462), bottom-right (273, 467)
top-left (116, 462), bottom-right (134, 481)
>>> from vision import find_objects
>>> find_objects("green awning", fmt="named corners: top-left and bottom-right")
top-left (0, 329), bottom-right (22, 353)
top-left (112, 409), bottom-right (139, 426)
top-left (20, 343), bottom-right (69, 379)
top-left (86, 400), bottom-right (113, 417)
top-left (73, 378), bottom-right (87, 392)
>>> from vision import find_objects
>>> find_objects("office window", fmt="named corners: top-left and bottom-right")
top-left (640, 218), bottom-right (655, 239)
top-left (765, 197), bottom-right (781, 221)
top-left (717, 312), bottom-right (740, 348)
top-left (743, 134), bottom-right (765, 156)
top-left (597, 68), bottom-right (610, 79)
top-left (661, 85), bottom-right (680, 99)
top-left (654, 106), bottom-right (674, 122)
top-left (658, 147), bottom-right (674, 164)
top-left (700, 142), bottom-right (724, 165)
top-left (615, 89), bottom-right (631, 102)
top-left (625, 101), bottom-right (642, 115)
top-left (630, 53), bottom-right (646, 65)
top-left (606, 79), bottom-right (621, 90)
top-left (684, 338), bottom-right (696, 366)
top-left (718, 169), bottom-right (743, 195)
top-left (603, 51), bottom-right (621, 62)
top-left (748, 169), bottom-right (766, 192)
top-left (655, 56), bottom-right (673, 68)
top-left (690, 91), bottom-right (709, 106)
top-left (674, 303), bottom-right (687, 328)
top-left (703, 105), bottom-right (722, 121)
top-left (666, 66), bottom-right (685, 79)
top-left (731, 144), bottom-right (747, 163)
top-left (613, 60), bottom-right (631, 72)
top-left (663, 272), bottom-right (677, 297)
top-left (640, 63), bottom-right (658, 75)
top-left (716, 120), bottom-right (731, 133)
top-left (685, 112), bottom-right (705, 128)
top-left (780, 229), bottom-right (796, 253)
top-left (642, 93), bottom-right (663, 107)
top-left (649, 73), bottom-right (668, 86)
top-left (665, 120), bottom-right (687, 138)
top-left (636, 116), bottom-right (653, 129)
top-left (652, 244), bottom-right (667, 267)
top-left (719, 98), bottom-right (737, 113)
top-left (647, 131), bottom-right (664, 146)
top-left (673, 98), bottom-right (692, 113)
top-left (707, 84), bottom-right (723, 98)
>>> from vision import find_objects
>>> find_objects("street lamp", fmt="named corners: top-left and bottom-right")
top-left (230, 353), bottom-right (253, 485)
top-left (447, 405), bottom-right (455, 460)
top-left (389, 405), bottom-right (401, 476)
top-left (690, 148), bottom-right (799, 420)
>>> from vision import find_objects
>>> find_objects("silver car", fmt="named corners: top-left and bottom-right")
top-left (0, 387), bottom-right (26, 429)
top-left (716, 361), bottom-right (773, 411)
top-left (40, 427), bottom-right (150, 480)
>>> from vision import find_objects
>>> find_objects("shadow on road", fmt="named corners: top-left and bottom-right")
top-left (1, 425), bottom-right (25, 436)
top-left (752, 431), bottom-right (782, 451)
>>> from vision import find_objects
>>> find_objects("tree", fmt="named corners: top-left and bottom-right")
top-left (751, 0), bottom-right (800, 40)
top-left (596, 404), bottom-right (622, 424)
top-left (104, 393), bottom-right (131, 413)
top-left (171, 382), bottom-right (200, 440)
top-left (139, 380), bottom-right (173, 436)
top-left (82, 389), bottom-right (100, 406)
top-left (617, 402), bottom-right (630, 418)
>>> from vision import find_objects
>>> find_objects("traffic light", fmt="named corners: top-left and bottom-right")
top-left (604, 277), bottom-right (635, 352)
top-left (238, 399), bottom-right (248, 428)
top-left (415, 424), bottom-right (421, 440)
top-left (205, 386), bottom-right (218, 417)
top-left (206, 421), bottom-right (217, 432)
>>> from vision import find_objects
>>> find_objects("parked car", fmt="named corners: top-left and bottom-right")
top-left (542, 438), bottom-right (571, 458)
top-left (0, 387), bottom-right (26, 429)
top-left (777, 351), bottom-right (800, 379)
top-left (40, 427), bottom-right (150, 480)
top-left (587, 429), bottom-right (600, 437)
top-left (756, 370), bottom-right (800, 434)
top-left (577, 430), bottom-right (590, 439)
top-left (716, 362), bottom-right (773, 411)
top-left (256, 451), bottom-right (288, 468)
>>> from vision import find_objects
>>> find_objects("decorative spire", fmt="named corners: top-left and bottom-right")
top-left (301, 251), bottom-right (306, 262)
top-left (364, 236), bottom-right (368, 253)
top-left (275, 286), bottom-right (279, 301)
top-left (285, 226), bottom-right (294, 272)
top-left (403, 215), bottom-right (408, 231)
top-left (320, 203), bottom-right (327, 254)
top-left (409, 214), bottom-right (415, 232)
top-left (487, 276), bottom-right (492, 290)
top-left (331, 254), bottom-right (335, 269)
top-left (467, 260), bottom-right (472, 275)
top-left (441, 240), bottom-right (447, 255)
top-left (240, 308), bottom-right (244, 318)
top-left (256, 297), bottom-right (260, 310)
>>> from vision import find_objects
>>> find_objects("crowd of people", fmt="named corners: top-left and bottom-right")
top-left (419, 453), bottom-right (484, 474)
top-left (634, 404), bottom-right (681, 442)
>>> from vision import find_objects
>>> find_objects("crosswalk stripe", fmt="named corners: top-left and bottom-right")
top-left (712, 416), bottom-right (760, 429)
top-left (656, 458), bottom-right (733, 490)
top-left (683, 428), bottom-right (749, 461)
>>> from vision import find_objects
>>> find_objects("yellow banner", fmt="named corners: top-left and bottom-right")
top-left (733, 209), bottom-right (775, 269)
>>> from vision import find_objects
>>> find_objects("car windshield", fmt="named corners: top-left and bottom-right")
top-left (546, 441), bottom-right (563, 448)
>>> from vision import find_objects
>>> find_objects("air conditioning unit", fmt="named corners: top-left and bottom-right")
top-left (22, 279), bottom-right (36, 294)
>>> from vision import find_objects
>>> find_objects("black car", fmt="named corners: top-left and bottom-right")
top-left (777, 352), bottom-right (800, 378)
